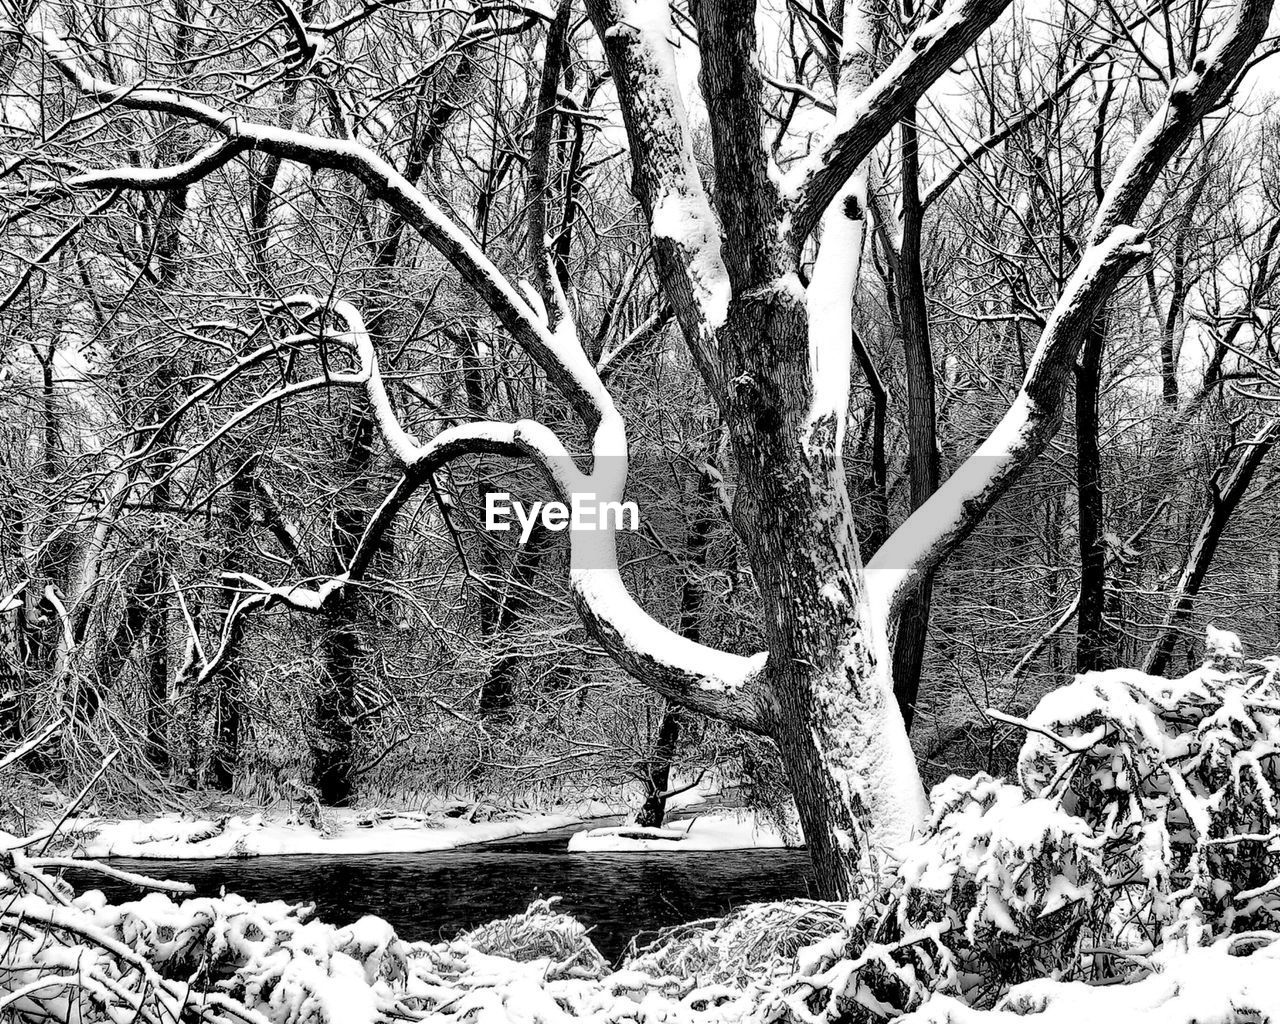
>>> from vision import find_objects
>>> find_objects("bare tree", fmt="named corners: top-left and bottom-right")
top-left (2, 0), bottom-right (1275, 897)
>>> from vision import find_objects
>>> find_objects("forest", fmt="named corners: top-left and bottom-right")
top-left (1, 0), bottom-right (1279, 1019)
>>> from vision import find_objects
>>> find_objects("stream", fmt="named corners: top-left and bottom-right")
top-left (66, 826), bottom-right (815, 960)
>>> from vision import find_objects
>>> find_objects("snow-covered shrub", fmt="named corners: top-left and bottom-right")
top-left (0, 851), bottom-right (412, 1023)
top-left (769, 629), bottom-right (1280, 1020)
top-left (896, 932), bottom-right (1280, 1023)
top-left (1018, 642), bottom-right (1280, 941)
top-left (625, 900), bottom-right (849, 989)
top-left (888, 774), bottom-right (1107, 1001)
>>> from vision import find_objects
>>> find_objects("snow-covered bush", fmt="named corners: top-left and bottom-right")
top-left (625, 900), bottom-right (850, 988)
top-left (767, 629), bottom-right (1280, 1021)
top-left (0, 852), bottom-right (409, 1023)
top-left (895, 933), bottom-right (1280, 1023)
top-left (890, 774), bottom-right (1107, 1000)
top-left (456, 899), bottom-right (608, 979)
top-left (1017, 637), bottom-right (1280, 942)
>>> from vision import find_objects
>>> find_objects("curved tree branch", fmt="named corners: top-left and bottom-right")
top-left (217, 299), bottom-right (771, 732)
top-left (24, 26), bottom-right (608, 430)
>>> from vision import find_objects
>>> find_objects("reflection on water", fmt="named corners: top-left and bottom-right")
top-left (65, 831), bottom-right (815, 961)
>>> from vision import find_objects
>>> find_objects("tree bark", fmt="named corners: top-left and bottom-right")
top-left (211, 467), bottom-right (252, 790)
top-left (1074, 316), bottom-right (1109, 672)
top-left (721, 297), bottom-right (926, 896)
top-left (891, 107), bottom-right (939, 730)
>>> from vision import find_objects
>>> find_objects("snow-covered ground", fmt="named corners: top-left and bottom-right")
top-left (2, 778), bottom-right (800, 860)
top-left (567, 810), bottom-right (795, 852)
top-left (6, 807), bottom-right (606, 860)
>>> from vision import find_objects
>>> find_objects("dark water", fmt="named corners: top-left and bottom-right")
top-left (64, 829), bottom-right (814, 960)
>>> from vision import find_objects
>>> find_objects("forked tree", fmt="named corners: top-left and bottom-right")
top-left (6, 0), bottom-right (1275, 896)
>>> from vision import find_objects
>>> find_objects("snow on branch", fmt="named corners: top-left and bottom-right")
top-left (866, 225), bottom-right (1151, 619)
top-left (216, 294), bottom-right (770, 730)
top-left (784, 0), bottom-right (1012, 243)
top-left (866, 0), bottom-right (1273, 625)
top-left (22, 24), bottom-right (611, 431)
top-left (585, 0), bottom-right (731, 376)
top-left (802, 0), bottom-right (878, 443)
top-left (1089, 0), bottom-right (1276, 245)
top-left (1, 139), bottom-right (247, 230)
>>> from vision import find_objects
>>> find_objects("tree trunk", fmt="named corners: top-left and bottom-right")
top-left (210, 470), bottom-right (251, 790)
top-left (313, 593), bottom-right (361, 805)
top-left (636, 455), bottom-right (717, 827)
top-left (1075, 317), bottom-right (1109, 672)
top-left (311, 409), bottom-right (378, 804)
top-left (723, 298), bottom-right (926, 897)
top-left (97, 545), bottom-right (169, 766)
top-left (850, 326), bottom-right (888, 556)
top-left (635, 708), bottom-right (682, 827)
top-left (1144, 420), bottom-right (1280, 675)
top-left (889, 0), bottom-right (939, 736)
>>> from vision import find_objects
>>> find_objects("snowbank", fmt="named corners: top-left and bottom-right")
top-left (567, 810), bottom-right (793, 852)
top-left (45, 809), bottom-right (592, 859)
top-left (899, 936), bottom-right (1280, 1022)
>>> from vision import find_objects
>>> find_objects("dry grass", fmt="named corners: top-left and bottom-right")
top-left (624, 899), bottom-right (849, 988)
top-left (458, 897), bottom-right (610, 979)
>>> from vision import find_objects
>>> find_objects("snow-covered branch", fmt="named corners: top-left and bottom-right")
top-left (802, 0), bottom-right (877, 445)
top-left (220, 297), bottom-right (770, 731)
top-left (866, 225), bottom-right (1151, 618)
top-left (867, 0), bottom-right (1274, 624)
top-left (24, 25), bottom-right (609, 429)
top-left (585, 0), bottom-right (731, 379)
top-left (784, 0), bottom-right (1012, 243)
top-left (1089, 0), bottom-right (1275, 245)
top-left (7, 25), bottom-right (777, 734)
top-left (2, 139), bottom-right (246, 229)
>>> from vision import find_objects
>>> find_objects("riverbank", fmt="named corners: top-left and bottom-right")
top-left (5, 791), bottom-right (798, 859)
top-left (49, 808), bottom-right (601, 859)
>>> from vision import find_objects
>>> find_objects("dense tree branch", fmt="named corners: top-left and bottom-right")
top-left (214, 299), bottom-right (771, 733)
top-left (24, 27), bottom-right (609, 430)
top-left (922, 2), bottom-right (1161, 209)
top-left (867, 225), bottom-right (1151, 618)
top-left (1144, 420), bottom-right (1280, 676)
top-left (867, 0), bottom-right (1274, 622)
